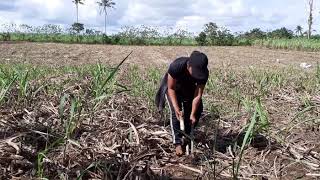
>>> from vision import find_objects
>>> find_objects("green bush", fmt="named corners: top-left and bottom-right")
top-left (102, 34), bottom-right (112, 44)
top-left (0, 33), bottom-right (11, 41)
top-left (112, 35), bottom-right (121, 44)
top-left (195, 32), bottom-right (207, 46)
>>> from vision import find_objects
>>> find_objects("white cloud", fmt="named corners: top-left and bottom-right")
top-left (118, 0), bottom-right (195, 27)
top-left (175, 16), bottom-right (208, 33)
top-left (0, 0), bottom-right (319, 34)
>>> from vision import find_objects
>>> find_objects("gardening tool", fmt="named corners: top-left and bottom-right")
top-left (186, 124), bottom-right (195, 156)
top-left (178, 108), bottom-right (195, 156)
top-left (178, 110), bottom-right (188, 155)
top-left (190, 124), bottom-right (195, 154)
top-left (178, 111), bottom-right (185, 131)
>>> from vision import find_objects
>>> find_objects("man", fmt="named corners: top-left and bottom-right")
top-left (155, 51), bottom-right (209, 156)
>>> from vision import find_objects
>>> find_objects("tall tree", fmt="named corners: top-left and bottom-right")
top-left (73, 0), bottom-right (85, 24)
top-left (244, 28), bottom-right (266, 39)
top-left (307, 0), bottom-right (314, 39)
top-left (295, 25), bottom-right (303, 36)
top-left (97, 0), bottom-right (116, 35)
top-left (268, 27), bottom-right (294, 39)
top-left (203, 22), bottom-right (219, 45)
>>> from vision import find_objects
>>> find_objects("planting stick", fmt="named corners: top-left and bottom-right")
top-left (190, 124), bottom-right (194, 154)
top-left (186, 144), bottom-right (189, 155)
top-left (179, 111), bottom-right (185, 131)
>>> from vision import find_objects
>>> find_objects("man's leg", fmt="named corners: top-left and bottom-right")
top-left (194, 100), bottom-right (203, 127)
top-left (165, 94), bottom-right (183, 145)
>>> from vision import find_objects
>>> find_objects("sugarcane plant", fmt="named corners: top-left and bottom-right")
top-left (0, 66), bottom-right (17, 104)
top-left (233, 97), bottom-right (269, 178)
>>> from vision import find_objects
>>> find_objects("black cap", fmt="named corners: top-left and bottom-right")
top-left (189, 51), bottom-right (209, 81)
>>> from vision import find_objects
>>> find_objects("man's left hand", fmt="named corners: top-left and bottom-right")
top-left (190, 115), bottom-right (196, 125)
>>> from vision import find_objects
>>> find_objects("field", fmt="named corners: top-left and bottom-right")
top-left (1, 42), bottom-right (319, 67)
top-left (254, 38), bottom-right (320, 51)
top-left (1, 42), bottom-right (320, 179)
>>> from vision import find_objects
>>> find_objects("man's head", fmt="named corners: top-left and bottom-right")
top-left (187, 51), bottom-right (209, 82)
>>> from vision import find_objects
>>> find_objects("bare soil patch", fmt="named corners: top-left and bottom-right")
top-left (1, 42), bottom-right (319, 69)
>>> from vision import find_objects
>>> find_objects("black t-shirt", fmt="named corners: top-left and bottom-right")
top-left (168, 57), bottom-right (208, 99)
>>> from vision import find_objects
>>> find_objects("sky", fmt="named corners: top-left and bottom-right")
top-left (0, 0), bottom-right (319, 34)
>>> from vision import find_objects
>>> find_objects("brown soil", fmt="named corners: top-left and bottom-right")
top-left (1, 42), bottom-right (319, 69)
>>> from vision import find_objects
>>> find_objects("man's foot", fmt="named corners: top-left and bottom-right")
top-left (175, 145), bottom-right (183, 156)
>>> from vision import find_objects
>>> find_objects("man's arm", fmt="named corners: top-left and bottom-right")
top-left (167, 74), bottom-right (182, 118)
top-left (190, 84), bottom-right (205, 124)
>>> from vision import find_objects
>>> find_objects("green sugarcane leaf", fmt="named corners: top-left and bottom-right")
top-left (0, 75), bottom-right (17, 104)
top-left (98, 51), bottom-right (132, 95)
top-left (235, 102), bottom-right (258, 178)
top-left (59, 94), bottom-right (69, 121)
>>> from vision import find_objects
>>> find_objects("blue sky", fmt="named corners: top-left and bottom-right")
top-left (0, 0), bottom-right (319, 34)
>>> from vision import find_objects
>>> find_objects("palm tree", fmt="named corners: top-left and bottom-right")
top-left (307, 0), bottom-right (314, 39)
top-left (73, 0), bottom-right (85, 24)
top-left (295, 25), bottom-right (303, 37)
top-left (97, 0), bottom-right (116, 35)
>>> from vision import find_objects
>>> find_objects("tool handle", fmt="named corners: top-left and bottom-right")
top-left (179, 111), bottom-right (185, 131)
top-left (190, 124), bottom-right (195, 154)
top-left (179, 116), bottom-right (185, 131)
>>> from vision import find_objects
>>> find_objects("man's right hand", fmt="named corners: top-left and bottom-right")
top-left (175, 110), bottom-right (183, 120)
top-left (176, 110), bottom-right (185, 131)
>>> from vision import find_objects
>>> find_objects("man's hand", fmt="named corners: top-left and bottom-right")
top-left (175, 110), bottom-right (183, 120)
top-left (190, 84), bottom-right (205, 125)
top-left (190, 114), bottom-right (196, 125)
top-left (176, 110), bottom-right (185, 131)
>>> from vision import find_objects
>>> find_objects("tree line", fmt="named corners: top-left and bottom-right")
top-left (0, 0), bottom-right (319, 46)
top-left (1, 22), bottom-right (318, 46)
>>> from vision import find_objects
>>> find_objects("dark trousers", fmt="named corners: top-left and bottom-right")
top-left (166, 94), bottom-right (203, 145)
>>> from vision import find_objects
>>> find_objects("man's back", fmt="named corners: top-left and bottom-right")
top-left (168, 57), bottom-right (197, 100)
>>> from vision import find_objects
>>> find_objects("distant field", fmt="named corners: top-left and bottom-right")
top-left (254, 38), bottom-right (320, 51)
top-left (0, 42), bottom-right (319, 69)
